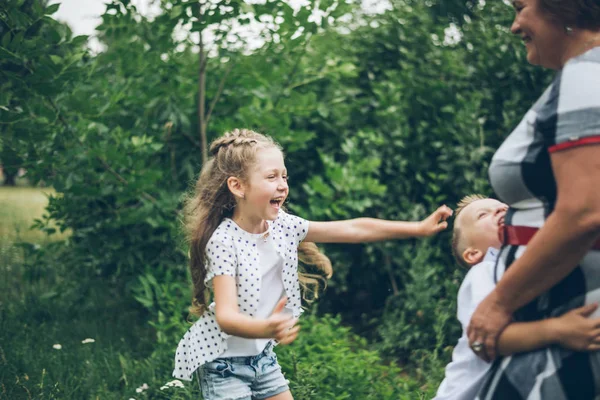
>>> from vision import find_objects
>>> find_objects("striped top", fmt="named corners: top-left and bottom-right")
top-left (477, 47), bottom-right (600, 399)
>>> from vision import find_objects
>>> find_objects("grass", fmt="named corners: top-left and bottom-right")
top-left (0, 187), bottom-right (70, 243)
top-left (0, 186), bottom-right (189, 399)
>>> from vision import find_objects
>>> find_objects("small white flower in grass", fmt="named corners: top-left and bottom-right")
top-left (52, 344), bottom-right (62, 350)
top-left (81, 338), bottom-right (95, 344)
top-left (160, 379), bottom-right (184, 390)
top-left (135, 383), bottom-right (149, 393)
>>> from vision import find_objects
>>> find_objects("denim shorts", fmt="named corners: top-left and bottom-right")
top-left (198, 343), bottom-right (289, 400)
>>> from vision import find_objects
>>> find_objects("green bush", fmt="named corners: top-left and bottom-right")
top-left (377, 241), bottom-right (462, 363)
top-left (277, 312), bottom-right (430, 400)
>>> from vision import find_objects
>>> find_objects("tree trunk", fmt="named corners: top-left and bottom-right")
top-left (198, 28), bottom-right (207, 164)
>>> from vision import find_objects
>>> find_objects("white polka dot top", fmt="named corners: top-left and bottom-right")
top-left (172, 209), bottom-right (309, 381)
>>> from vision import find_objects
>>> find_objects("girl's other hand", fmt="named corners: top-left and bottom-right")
top-left (419, 205), bottom-right (453, 236)
top-left (265, 297), bottom-right (300, 345)
top-left (552, 303), bottom-right (600, 351)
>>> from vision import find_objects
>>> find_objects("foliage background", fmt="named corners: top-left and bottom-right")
top-left (0, 0), bottom-right (551, 398)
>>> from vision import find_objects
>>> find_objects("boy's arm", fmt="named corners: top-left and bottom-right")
top-left (498, 303), bottom-right (600, 356)
top-left (304, 205), bottom-right (452, 243)
top-left (497, 319), bottom-right (556, 356)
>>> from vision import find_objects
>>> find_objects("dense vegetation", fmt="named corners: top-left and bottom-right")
top-left (1, 0), bottom-right (551, 398)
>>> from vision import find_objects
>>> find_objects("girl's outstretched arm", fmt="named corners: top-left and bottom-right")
top-left (212, 275), bottom-right (299, 345)
top-left (304, 205), bottom-right (452, 243)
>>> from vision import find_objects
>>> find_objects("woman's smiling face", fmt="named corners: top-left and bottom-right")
top-left (510, 0), bottom-right (568, 69)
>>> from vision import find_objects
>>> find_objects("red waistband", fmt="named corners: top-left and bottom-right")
top-left (503, 225), bottom-right (600, 249)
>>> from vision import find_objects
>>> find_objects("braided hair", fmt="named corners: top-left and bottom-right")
top-left (184, 129), bottom-right (332, 317)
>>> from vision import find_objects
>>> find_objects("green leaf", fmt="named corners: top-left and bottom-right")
top-left (1, 32), bottom-right (11, 48)
top-left (45, 3), bottom-right (60, 15)
top-left (71, 35), bottom-right (89, 48)
top-left (50, 55), bottom-right (62, 65)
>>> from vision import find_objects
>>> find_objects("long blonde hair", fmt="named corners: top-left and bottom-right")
top-left (184, 129), bottom-right (332, 316)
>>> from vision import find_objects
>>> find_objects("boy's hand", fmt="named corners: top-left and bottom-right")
top-left (419, 205), bottom-right (453, 236)
top-left (553, 303), bottom-right (600, 351)
top-left (265, 297), bottom-right (300, 345)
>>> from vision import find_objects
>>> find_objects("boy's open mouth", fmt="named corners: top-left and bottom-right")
top-left (497, 214), bottom-right (506, 243)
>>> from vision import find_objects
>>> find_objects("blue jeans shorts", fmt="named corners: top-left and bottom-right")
top-left (198, 343), bottom-right (289, 400)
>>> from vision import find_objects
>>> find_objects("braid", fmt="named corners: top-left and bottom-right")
top-left (209, 129), bottom-right (263, 156)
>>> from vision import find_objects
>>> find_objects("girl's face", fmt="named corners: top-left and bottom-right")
top-left (511, 0), bottom-right (567, 69)
top-left (241, 147), bottom-right (288, 223)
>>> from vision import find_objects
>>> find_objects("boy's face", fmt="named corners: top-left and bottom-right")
top-left (457, 199), bottom-right (508, 265)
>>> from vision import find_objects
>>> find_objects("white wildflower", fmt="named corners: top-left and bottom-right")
top-left (135, 383), bottom-right (149, 393)
top-left (81, 338), bottom-right (95, 344)
top-left (52, 344), bottom-right (62, 350)
top-left (160, 379), bottom-right (184, 390)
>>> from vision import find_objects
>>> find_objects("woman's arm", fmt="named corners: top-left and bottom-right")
top-left (468, 144), bottom-right (600, 361)
top-left (304, 205), bottom-right (452, 243)
top-left (498, 304), bottom-right (600, 356)
top-left (212, 275), bottom-right (299, 344)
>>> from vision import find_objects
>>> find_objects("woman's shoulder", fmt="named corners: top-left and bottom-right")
top-left (567, 46), bottom-right (600, 68)
top-left (554, 48), bottom-right (600, 107)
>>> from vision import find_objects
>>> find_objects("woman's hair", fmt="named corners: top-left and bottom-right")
top-left (184, 128), bottom-right (332, 316)
top-left (538, 0), bottom-right (600, 30)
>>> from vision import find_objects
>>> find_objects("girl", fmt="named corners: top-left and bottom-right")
top-left (173, 129), bottom-right (452, 400)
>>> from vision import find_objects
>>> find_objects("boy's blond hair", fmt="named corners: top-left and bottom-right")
top-left (451, 194), bottom-right (488, 269)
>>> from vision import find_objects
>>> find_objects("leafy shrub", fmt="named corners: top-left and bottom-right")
top-left (277, 312), bottom-right (429, 400)
top-left (377, 241), bottom-right (462, 363)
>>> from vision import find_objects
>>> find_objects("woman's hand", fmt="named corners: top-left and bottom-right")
top-left (265, 297), bottom-right (300, 345)
top-left (467, 289), bottom-right (513, 362)
top-left (552, 303), bottom-right (600, 351)
top-left (418, 205), bottom-right (453, 237)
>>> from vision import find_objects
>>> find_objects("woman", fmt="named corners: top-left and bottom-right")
top-left (466, 0), bottom-right (600, 398)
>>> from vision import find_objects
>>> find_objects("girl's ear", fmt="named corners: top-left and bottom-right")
top-left (462, 247), bottom-right (484, 267)
top-left (227, 176), bottom-right (245, 200)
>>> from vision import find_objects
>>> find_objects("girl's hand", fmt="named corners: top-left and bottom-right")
top-left (265, 297), bottom-right (300, 345)
top-left (419, 205), bottom-right (453, 237)
top-left (552, 303), bottom-right (600, 351)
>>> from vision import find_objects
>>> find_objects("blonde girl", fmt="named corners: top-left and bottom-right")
top-left (173, 129), bottom-right (452, 400)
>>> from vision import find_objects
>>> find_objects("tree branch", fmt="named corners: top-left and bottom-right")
top-left (273, 33), bottom-right (313, 109)
top-left (205, 60), bottom-right (234, 128)
top-left (198, 28), bottom-right (207, 164)
top-left (385, 254), bottom-right (399, 296)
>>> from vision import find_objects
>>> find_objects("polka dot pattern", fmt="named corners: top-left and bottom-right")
top-left (173, 210), bottom-right (309, 381)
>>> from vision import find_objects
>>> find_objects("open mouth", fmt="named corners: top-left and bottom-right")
top-left (270, 197), bottom-right (284, 209)
top-left (497, 214), bottom-right (506, 243)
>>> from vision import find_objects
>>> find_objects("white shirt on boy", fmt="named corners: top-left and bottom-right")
top-left (434, 248), bottom-right (504, 400)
